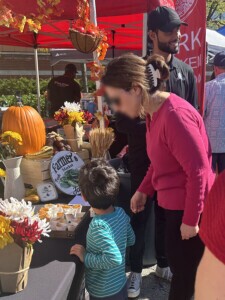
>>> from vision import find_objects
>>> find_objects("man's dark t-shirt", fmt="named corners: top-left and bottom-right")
top-left (48, 75), bottom-right (81, 116)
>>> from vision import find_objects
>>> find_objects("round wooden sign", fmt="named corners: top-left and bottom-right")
top-left (50, 151), bottom-right (84, 195)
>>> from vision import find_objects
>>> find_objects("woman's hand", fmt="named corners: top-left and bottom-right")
top-left (131, 191), bottom-right (147, 213)
top-left (180, 223), bottom-right (199, 240)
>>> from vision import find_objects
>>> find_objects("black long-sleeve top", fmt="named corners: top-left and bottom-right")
top-left (116, 114), bottom-right (150, 194)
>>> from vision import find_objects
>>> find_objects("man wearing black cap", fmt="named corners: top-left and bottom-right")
top-left (148, 6), bottom-right (198, 108)
top-left (47, 63), bottom-right (81, 117)
top-left (204, 51), bottom-right (225, 174)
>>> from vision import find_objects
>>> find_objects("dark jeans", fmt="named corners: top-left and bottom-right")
top-left (89, 283), bottom-right (128, 300)
top-left (129, 198), bottom-right (152, 273)
top-left (165, 210), bottom-right (204, 300)
top-left (212, 153), bottom-right (225, 174)
top-left (154, 200), bottom-right (168, 268)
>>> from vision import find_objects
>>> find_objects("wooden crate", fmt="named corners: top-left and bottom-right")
top-left (21, 158), bottom-right (51, 187)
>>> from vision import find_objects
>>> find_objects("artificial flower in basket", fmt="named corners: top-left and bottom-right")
top-left (0, 131), bottom-right (25, 200)
top-left (0, 198), bottom-right (50, 294)
top-left (54, 102), bottom-right (94, 152)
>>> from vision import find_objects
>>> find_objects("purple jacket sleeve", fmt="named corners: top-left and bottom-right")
top-left (165, 108), bottom-right (210, 226)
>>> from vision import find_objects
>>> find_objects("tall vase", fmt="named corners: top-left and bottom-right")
top-left (3, 156), bottom-right (25, 200)
top-left (63, 124), bottom-right (84, 152)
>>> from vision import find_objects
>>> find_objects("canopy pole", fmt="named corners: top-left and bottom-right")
top-left (34, 47), bottom-right (41, 113)
top-left (90, 0), bottom-right (104, 128)
top-left (142, 13), bottom-right (148, 57)
top-left (82, 63), bottom-right (89, 93)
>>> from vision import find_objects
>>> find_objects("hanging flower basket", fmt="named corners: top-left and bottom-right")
top-left (69, 29), bottom-right (102, 54)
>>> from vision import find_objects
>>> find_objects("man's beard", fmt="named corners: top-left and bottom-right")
top-left (157, 38), bottom-right (180, 54)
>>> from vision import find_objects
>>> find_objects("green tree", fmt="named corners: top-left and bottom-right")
top-left (207, 0), bottom-right (225, 29)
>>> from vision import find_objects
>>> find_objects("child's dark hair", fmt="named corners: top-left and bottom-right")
top-left (79, 159), bottom-right (120, 209)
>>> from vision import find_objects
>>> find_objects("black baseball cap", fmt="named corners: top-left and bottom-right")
top-left (214, 51), bottom-right (225, 68)
top-left (148, 6), bottom-right (188, 32)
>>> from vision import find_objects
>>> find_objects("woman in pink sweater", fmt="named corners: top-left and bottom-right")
top-left (102, 54), bottom-right (215, 300)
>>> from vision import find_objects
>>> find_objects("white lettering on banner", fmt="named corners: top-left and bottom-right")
top-left (179, 28), bottom-right (202, 51)
top-left (191, 29), bottom-right (201, 49)
top-left (183, 54), bottom-right (202, 69)
top-left (183, 54), bottom-right (203, 83)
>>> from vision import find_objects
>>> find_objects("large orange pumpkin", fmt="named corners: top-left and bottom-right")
top-left (2, 106), bottom-right (46, 156)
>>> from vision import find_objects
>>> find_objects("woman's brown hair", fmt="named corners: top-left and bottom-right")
top-left (101, 53), bottom-right (170, 110)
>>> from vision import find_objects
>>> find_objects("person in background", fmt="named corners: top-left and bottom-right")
top-left (102, 53), bottom-right (214, 300)
top-left (70, 159), bottom-right (135, 300)
top-left (204, 51), bottom-right (225, 174)
top-left (116, 114), bottom-right (151, 298)
top-left (195, 171), bottom-right (225, 299)
top-left (47, 63), bottom-right (81, 117)
top-left (148, 6), bottom-right (198, 108)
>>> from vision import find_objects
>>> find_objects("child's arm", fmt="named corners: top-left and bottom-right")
top-left (84, 224), bottom-right (122, 270)
top-left (127, 221), bottom-right (135, 247)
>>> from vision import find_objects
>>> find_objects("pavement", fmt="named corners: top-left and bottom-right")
top-left (86, 266), bottom-right (170, 300)
top-left (137, 266), bottom-right (170, 300)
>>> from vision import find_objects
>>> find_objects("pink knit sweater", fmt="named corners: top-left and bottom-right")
top-left (138, 93), bottom-right (215, 226)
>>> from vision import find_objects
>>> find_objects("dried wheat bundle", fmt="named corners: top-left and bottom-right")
top-left (89, 127), bottom-right (115, 158)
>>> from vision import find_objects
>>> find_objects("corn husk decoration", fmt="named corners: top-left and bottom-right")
top-left (89, 128), bottom-right (115, 158)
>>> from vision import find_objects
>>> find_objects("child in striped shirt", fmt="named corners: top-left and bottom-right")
top-left (70, 159), bottom-right (135, 300)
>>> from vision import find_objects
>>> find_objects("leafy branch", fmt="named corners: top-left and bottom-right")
top-left (207, 0), bottom-right (225, 29)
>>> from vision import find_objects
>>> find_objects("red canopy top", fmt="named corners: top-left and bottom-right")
top-left (0, 15), bottom-right (143, 49)
top-left (6, 0), bottom-right (159, 18)
top-left (0, 0), bottom-right (174, 49)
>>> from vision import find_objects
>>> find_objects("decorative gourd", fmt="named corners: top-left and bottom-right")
top-left (2, 106), bottom-right (46, 156)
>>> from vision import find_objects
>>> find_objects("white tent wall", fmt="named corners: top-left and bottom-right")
top-left (206, 28), bottom-right (225, 64)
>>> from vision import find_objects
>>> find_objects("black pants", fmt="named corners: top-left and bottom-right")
top-left (212, 153), bottom-right (225, 174)
top-left (129, 198), bottom-right (152, 273)
top-left (154, 200), bottom-right (168, 268)
top-left (165, 210), bottom-right (204, 300)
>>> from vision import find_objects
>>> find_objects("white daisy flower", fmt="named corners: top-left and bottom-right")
top-left (0, 198), bottom-right (34, 221)
top-left (62, 102), bottom-right (81, 112)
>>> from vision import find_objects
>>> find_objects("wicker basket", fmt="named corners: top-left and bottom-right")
top-left (0, 243), bottom-right (33, 293)
top-left (69, 29), bottom-right (102, 53)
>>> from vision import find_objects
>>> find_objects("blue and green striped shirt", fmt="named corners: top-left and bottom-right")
top-left (84, 207), bottom-right (135, 298)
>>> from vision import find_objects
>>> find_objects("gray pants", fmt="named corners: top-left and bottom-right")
top-left (89, 283), bottom-right (128, 300)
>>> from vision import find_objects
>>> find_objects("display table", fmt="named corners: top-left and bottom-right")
top-left (0, 207), bottom-right (92, 300)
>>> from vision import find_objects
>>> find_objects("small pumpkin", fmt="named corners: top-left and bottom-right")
top-left (2, 106), bottom-right (46, 156)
